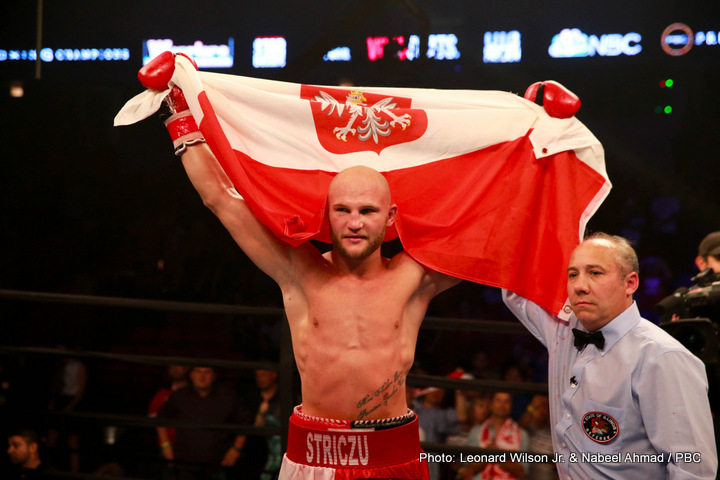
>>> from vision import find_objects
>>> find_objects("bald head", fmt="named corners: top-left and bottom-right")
top-left (329, 166), bottom-right (391, 206)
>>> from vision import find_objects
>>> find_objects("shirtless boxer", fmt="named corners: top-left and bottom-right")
top-left (182, 146), bottom-right (459, 479)
top-left (140, 53), bottom-right (460, 479)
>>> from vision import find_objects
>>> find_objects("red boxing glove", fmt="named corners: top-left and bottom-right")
top-left (138, 51), bottom-right (198, 92)
top-left (138, 51), bottom-right (204, 155)
top-left (524, 80), bottom-right (581, 119)
top-left (138, 51), bottom-right (175, 91)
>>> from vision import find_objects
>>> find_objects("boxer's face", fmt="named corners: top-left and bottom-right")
top-left (328, 167), bottom-right (396, 261)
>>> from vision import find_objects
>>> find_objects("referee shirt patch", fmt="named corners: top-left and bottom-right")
top-left (582, 411), bottom-right (619, 443)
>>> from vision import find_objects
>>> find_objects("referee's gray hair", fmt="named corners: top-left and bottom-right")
top-left (584, 232), bottom-right (639, 279)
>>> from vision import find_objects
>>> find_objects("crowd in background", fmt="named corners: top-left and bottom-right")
top-left (0, 335), bottom-right (556, 480)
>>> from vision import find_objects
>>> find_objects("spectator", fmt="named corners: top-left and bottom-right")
top-left (148, 365), bottom-right (190, 447)
top-left (447, 376), bottom-right (489, 447)
top-left (501, 362), bottom-right (531, 421)
top-left (157, 366), bottom-right (251, 480)
top-left (470, 350), bottom-right (500, 381)
top-left (448, 394), bottom-right (491, 480)
top-left (231, 368), bottom-right (283, 480)
top-left (412, 373), bottom-right (463, 480)
top-left (696, 231), bottom-right (720, 274)
top-left (694, 232), bottom-right (720, 427)
top-left (7, 427), bottom-right (55, 480)
top-left (460, 392), bottom-right (528, 479)
top-left (413, 387), bottom-right (460, 442)
top-left (518, 395), bottom-right (557, 480)
top-left (251, 369), bottom-right (281, 480)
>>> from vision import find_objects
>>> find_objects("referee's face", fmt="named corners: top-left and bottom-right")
top-left (567, 239), bottom-right (638, 331)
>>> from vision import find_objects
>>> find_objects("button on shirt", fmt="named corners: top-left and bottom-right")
top-left (502, 290), bottom-right (717, 479)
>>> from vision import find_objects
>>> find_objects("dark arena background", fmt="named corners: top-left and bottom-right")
top-left (1, 1), bottom-right (719, 479)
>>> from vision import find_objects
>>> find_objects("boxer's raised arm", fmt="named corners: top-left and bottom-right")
top-left (179, 144), bottom-right (299, 286)
top-left (138, 52), bottom-right (305, 287)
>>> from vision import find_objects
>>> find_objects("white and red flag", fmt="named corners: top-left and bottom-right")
top-left (115, 55), bottom-right (610, 317)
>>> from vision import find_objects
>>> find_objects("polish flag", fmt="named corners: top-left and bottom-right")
top-left (115, 56), bottom-right (610, 317)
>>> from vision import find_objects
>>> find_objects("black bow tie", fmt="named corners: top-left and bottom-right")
top-left (572, 328), bottom-right (605, 350)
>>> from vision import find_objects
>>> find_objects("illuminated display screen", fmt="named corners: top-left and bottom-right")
top-left (143, 39), bottom-right (234, 68)
top-left (364, 34), bottom-right (460, 62)
top-left (1, 47), bottom-right (130, 63)
top-left (0, 0), bottom-right (717, 90)
top-left (484, 31), bottom-right (521, 63)
top-left (548, 29), bottom-right (642, 58)
top-left (252, 37), bottom-right (287, 68)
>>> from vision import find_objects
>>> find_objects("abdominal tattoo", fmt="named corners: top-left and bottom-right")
top-left (355, 370), bottom-right (405, 420)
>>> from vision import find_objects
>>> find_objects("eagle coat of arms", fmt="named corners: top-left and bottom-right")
top-left (300, 85), bottom-right (428, 155)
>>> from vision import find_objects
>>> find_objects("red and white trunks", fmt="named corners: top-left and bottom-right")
top-left (279, 406), bottom-right (429, 480)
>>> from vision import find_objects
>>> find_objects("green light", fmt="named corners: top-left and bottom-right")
top-left (665, 79), bottom-right (674, 88)
top-left (664, 105), bottom-right (672, 114)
